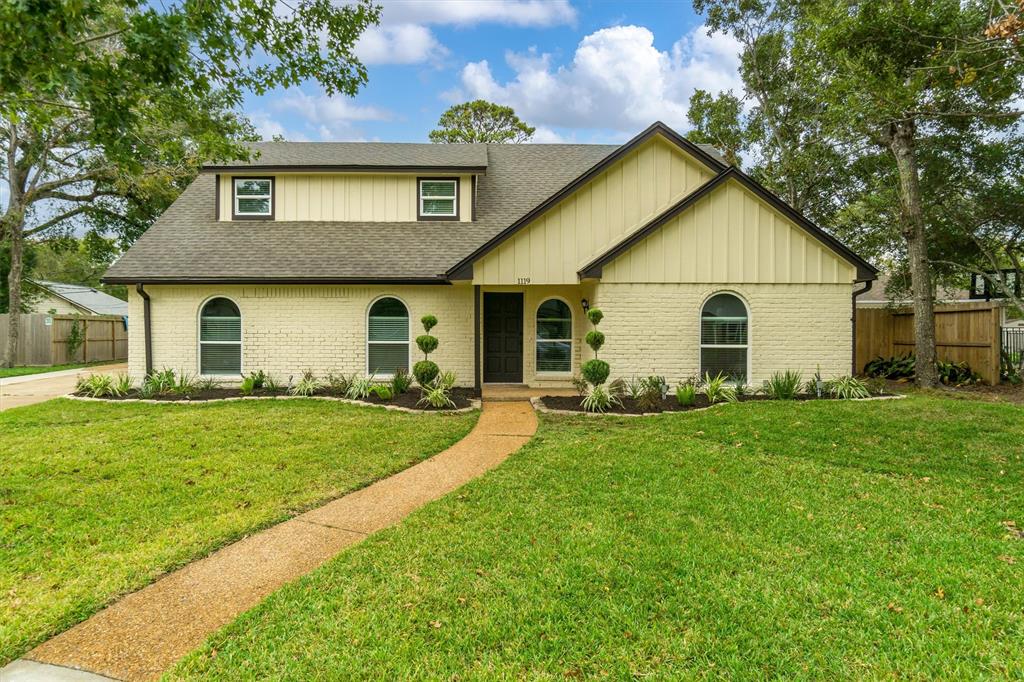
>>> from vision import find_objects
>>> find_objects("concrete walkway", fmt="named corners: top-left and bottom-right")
top-left (0, 363), bottom-right (127, 411)
top-left (16, 400), bottom-right (537, 681)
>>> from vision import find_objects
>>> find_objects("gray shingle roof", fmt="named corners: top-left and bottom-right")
top-left (203, 141), bottom-right (489, 170)
top-left (105, 143), bottom-right (620, 282)
top-left (32, 280), bottom-right (129, 316)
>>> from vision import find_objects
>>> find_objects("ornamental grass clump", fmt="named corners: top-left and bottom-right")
top-left (762, 370), bottom-right (803, 400)
top-left (701, 371), bottom-right (733, 405)
top-left (417, 370), bottom-right (458, 409)
top-left (826, 375), bottom-right (871, 399)
top-left (414, 313), bottom-right (440, 387)
top-left (289, 370), bottom-right (320, 397)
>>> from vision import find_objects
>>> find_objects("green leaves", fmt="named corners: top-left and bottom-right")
top-left (429, 100), bottom-right (536, 144)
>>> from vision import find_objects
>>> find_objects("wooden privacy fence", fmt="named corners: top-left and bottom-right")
top-left (0, 313), bottom-right (128, 366)
top-left (855, 302), bottom-right (1003, 385)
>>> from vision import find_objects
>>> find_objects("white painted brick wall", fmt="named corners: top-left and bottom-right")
top-left (127, 284), bottom-right (475, 386)
top-left (592, 282), bottom-right (853, 385)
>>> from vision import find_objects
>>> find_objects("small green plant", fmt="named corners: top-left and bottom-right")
top-left (581, 384), bottom-right (621, 413)
top-left (865, 376), bottom-right (887, 396)
top-left (239, 375), bottom-right (258, 395)
top-left (390, 368), bottom-right (413, 395)
top-left (417, 371), bottom-right (457, 409)
top-left (325, 372), bottom-right (352, 394)
top-left (826, 375), bottom-right (871, 399)
top-left (864, 354), bottom-right (915, 380)
top-left (172, 371), bottom-right (200, 395)
top-left (196, 376), bottom-right (220, 392)
top-left (676, 383), bottom-right (696, 407)
top-left (145, 368), bottom-right (177, 395)
top-left (701, 371), bottom-right (731, 405)
top-left (762, 370), bottom-right (803, 400)
top-left (65, 317), bottom-right (85, 361)
top-left (289, 370), bottom-right (320, 397)
top-left (263, 374), bottom-right (283, 392)
top-left (76, 374), bottom-right (117, 398)
top-left (114, 373), bottom-right (135, 395)
top-left (623, 377), bottom-right (645, 400)
top-left (937, 360), bottom-right (982, 386)
top-left (346, 374), bottom-right (375, 400)
top-left (371, 384), bottom-right (393, 400)
top-left (571, 375), bottom-right (589, 396)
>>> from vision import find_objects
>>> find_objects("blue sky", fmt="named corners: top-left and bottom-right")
top-left (246, 0), bottom-right (743, 144)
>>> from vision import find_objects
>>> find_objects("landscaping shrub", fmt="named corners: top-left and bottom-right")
top-left (172, 371), bottom-right (200, 395)
top-left (417, 371), bottom-right (457, 409)
top-left (581, 384), bottom-right (620, 413)
top-left (826, 375), bottom-right (871, 399)
top-left (371, 384), bottom-right (393, 401)
top-left (570, 375), bottom-right (589, 396)
top-left (701, 371), bottom-right (732, 405)
top-left (145, 368), bottom-right (177, 395)
top-left (390, 368), bottom-right (413, 395)
top-left (114, 373), bottom-right (135, 395)
top-left (76, 374), bottom-right (118, 398)
top-left (415, 313), bottom-right (440, 388)
top-left (196, 376), bottom-right (220, 391)
top-left (413, 360), bottom-right (440, 387)
top-left (345, 374), bottom-right (374, 400)
top-left (289, 371), bottom-right (320, 397)
top-left (864, 354), bottom-right (915, 380)
top-left (325, 372), bottom-right (352, 394)
top-left (584, 330), bottom-right (605, 352)
top-left (239, 375), bottom-right (258, 396)
top-left (676, 383), bottom-right (696, 406)
top-left (581, 359), bottom-right (610, 386)
top-left (762, 370), bottom-right (803, 400)
top-left (937, 360), bottom-right (982, 386)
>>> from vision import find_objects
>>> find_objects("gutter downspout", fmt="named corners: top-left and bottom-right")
top-left (852, 280), bottom-right (873, 375)
top-left (136, 283), bottom-right (153, 376)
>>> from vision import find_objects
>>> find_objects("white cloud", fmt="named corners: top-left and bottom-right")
top-left (355, 24), bottom-right (448, 65)
top-left (455, 24), bottom-right (743, 137)
top-left (271, 92), bottom-right (393, 140)
top-left (377, 0), bottom-right (576, 27)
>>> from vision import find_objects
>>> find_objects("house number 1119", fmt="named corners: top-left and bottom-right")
top-left (517, 277), bottom-right (531, 285)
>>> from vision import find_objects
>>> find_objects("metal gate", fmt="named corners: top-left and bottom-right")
top-left (1002, 327), bottom-right (1024, 378)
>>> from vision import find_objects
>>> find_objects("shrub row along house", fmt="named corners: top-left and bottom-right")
top-left (103, 122), bottom-right (877, 388)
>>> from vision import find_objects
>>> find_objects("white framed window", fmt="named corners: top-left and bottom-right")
top-left (367, 296), bottom-right (410, 376)
top-left (233, 178), bottom-right (273, 218)
top-left (700, 292), bottom-right (749, 383)
top-left (536, 298), bottom-right (572, 373)
top-left (199, 297), bottom-right (242, 375)
top-left (418, 178), bottom-right (458, 219)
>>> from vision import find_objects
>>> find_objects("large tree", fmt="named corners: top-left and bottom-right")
top-left (429, 100), bottom-right (536, 144)
top-left (795, 0), bottom-right (1024, 387)
top-left (0, 0), bottom-right (380, 367)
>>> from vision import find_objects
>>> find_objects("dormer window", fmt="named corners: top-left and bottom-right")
top-left (233, 178), bottom-right (273, 219)
top-left (418, 178), bottom-right (458, 220)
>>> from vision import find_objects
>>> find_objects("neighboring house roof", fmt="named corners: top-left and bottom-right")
top-left (857, 272), bottom-right (971, 305)
top-left (203, 141), bottom-right (489, 172)
top-left (104, 122), bottom-right (872, 284)
top-left (30, 280), bottom-right (129, 316)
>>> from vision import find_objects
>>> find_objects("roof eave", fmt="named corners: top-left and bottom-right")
top-left (200, 165), bottom-right (487, 174)
top-left (102, 275), bottom-right (453, 286)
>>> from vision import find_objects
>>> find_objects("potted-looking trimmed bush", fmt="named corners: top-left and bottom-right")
top-left (414, 314), bottom-right (440, 388)
top-left (580, 307), bottom-right (619, 412)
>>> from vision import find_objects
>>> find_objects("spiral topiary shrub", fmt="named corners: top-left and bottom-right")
top-left (415, 334), bottom-right (439, 356)
top-left (581, 358), bottom-right (610, 386)
top-left (587, 308), bottom-right (604, 327)
top-left (421, 314), bottom-right (437, 333)
top-left (415, 313), bottom-right (440, 387)
top-left (585, 330), bottom-right (605, 353)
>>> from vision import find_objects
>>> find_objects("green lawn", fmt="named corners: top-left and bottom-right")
top-left (173, 395), bottom-right (1023, 679)
top-left (0, 399), bottom-right (476, 665)
top-left (0, 361), bottom-right (122, 379)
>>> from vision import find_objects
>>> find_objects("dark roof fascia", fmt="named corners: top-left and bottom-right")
top-left (101, 276), bottom-right (452, 286)
top-left (444, 121), bottom-right (728, 280)
top-left (201, 165), bottom-right (487, 174)
top-left (578, 167), bottom-right (879, 281)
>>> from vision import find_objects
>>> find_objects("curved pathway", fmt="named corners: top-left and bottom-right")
top-left (12, 400), bottom-right (537, 681)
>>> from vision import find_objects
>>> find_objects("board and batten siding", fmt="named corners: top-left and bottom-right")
top-left (473, 136), bottom-right (714, 285)
top-left (599, 179), bottom-right (856, 285)
top-left (217, 173), bottom-right (472, 222)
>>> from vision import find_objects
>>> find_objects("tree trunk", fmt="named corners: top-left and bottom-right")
top-left (887, 120), bottom-right (939, 388)
top-left (3, 205), bottom-right (25, 368)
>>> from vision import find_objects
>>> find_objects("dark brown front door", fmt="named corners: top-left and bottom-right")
top-left (483, 293), bottom-right (523, 383)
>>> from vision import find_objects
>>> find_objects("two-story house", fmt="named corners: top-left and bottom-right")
top-left (103, 122), bottom-right (877, 388)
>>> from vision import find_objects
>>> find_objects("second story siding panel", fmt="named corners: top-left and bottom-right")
top-left (218, 173), bottom-right (472, 222)
top-left (472, 136), bottom-right (713, 285)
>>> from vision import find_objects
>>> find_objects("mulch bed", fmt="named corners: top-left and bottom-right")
top-left (540, 392), bottom-right (887, 415)
top-left (76, 387), bottom-right (480, 411)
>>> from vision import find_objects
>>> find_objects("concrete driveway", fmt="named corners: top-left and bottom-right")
top-left (0, 363), bottom-right (128, 412)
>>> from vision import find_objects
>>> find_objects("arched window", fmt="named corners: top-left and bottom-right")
top-left (700, 293), bottom-right (748, 383)
top-left (367, 297), bottom-right (410, 376)
top-left (536, 298), bottom-right (572, 373)
top-left (200, 297), bottom-right (241, 375)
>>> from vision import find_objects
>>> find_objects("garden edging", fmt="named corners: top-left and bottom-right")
top-left (65, 393), bottom-right (481, 415)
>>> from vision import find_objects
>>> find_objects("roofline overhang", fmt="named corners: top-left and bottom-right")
top-left (444, 121), bottom-right (728, 281)
top-left (102, 276), bottom-right (453, 286)
top-left (200, 165), bottom-right (487, 174)
top-left (577, 167), bottom-right (879, 282)
top-left (26, 278), bottom-right (103, 315)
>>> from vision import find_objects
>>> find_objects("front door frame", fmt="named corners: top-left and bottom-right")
top-left (482, 291), bottom-right (525, 383)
